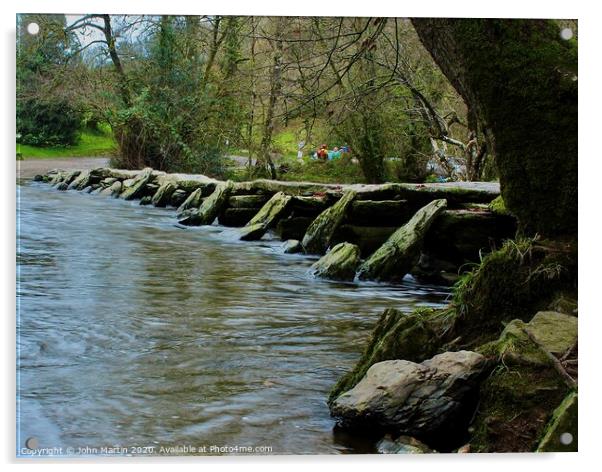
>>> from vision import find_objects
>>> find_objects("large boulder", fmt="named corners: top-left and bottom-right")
top-left (357, 199), bottom-right (447, 282)
top-left (120, 168), bottom-right (153, 200)
top-left (301, 190), bottom-right (357, 254)
top-left (329, 307), bottom-right (455, 403)
top-left (310, 242), bottom-right (361, 281)
top-left (67, 170), bottom-right (91, 190)
top-left (239, 191), bottom-right (292, 241)
top-left (331, 351), bottom-right (488, 447)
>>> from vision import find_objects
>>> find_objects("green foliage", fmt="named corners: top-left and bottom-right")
top-left (17, 99), bottom-right (83, 146)
top-left (17, 14), bottom-right (84, 147)
top-left (278, 158), bottom-right (366, 184)
top-left (111, 17), bottom-right (232, 175)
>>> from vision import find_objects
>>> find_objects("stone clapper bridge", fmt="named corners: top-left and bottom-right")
top-left (36, 166), bottom-right (515, 285)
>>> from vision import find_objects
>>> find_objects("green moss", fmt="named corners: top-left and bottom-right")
top-left (327, 306), bottom-right (455, 404)
top-left (470, 363), bottom-right (569, 452)
top-left (488, 195), bottom-right (511, 216)
top-left (537, 391), bottom-right (578, 452)
top-left (451, 237), bottom-right (577, 346)
top-left (471, 309), bottom-right (578, 452)
top-left (329, 236), bottom-right (576, 407)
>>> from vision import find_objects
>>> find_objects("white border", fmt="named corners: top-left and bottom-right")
top-left (2, 1), bottom-right (599, 471)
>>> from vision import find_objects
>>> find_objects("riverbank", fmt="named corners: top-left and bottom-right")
top-left (17, 157), bottom-right (110, 179)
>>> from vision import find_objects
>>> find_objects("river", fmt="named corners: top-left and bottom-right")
top-left (16, 179), bottom-right (450, 456)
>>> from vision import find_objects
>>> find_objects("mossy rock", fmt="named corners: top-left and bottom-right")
top-left (547, 293), bottom-right (578, 316)
top-left (240, 191), bottom-right (293, 241)
top-left (537, 391), bottom-right (578, 452)
top-left (470, 310), bottom-right (576, 452)
top-left (178, 180), bottom-right (234, 226)
top-left (176, 188), bottom-right (204, 215)
top-left (310, 242), bottom-right (361, 281)
top-left (151, 182), bottom-right (177, 207)
top-left (228, 194), bottom-right (270, 208)
top-left (357, 199), bottom-right (447, 282)
top-left (302, 190), bottom-right (357, 254)
top-left (120, 168), bottom-right (153, 200)
top-left (470, 363), bottom-right (569, 452)
top-left (488, 195), bottom-right (511, 216)
top-left (328, 307), bottom-right (456, 404)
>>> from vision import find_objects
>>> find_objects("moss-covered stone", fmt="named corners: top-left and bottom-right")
top-left (357, 199), bottom-right (447, 282)
top-left (331, 225), bottom-right (398, 258)
top-left (177, 180), bottom-right (234, 226)
top-left (120, 168), bottom-right (153, 200)
top-left (536, 391), bottom-right (578, 452)
top-left (451, 237), bottom-right (578, 347)
top-left (302, 190), bottom-right (357, 254)
top-left (470, 363), bottom-right (569, 452)
top-left (348, 199), bottom-right (413, 226)
top-left (310, 243), bottom-right (361, 281)
top-left (488, 195), bottom-right (511, 216)
top-left (240, 191), bottom-right (292, 241)
top-left (228, 194), bottom-right (270, 208)
top-left (151, 181), bottom-right (177, 207)
top-left (328, 307), bottom-right (456, 403)
top-left (176, 188), bottom-right (203, 215)
top-left (470, 310), bottom-right (577, 452)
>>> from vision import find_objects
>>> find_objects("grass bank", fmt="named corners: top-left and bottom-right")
top-left (17, 125), bottom-right (116, 159)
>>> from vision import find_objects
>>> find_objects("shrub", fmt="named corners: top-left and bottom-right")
top-left (17, 99), bottom-right (82, 146)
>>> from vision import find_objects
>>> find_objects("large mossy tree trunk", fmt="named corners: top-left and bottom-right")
top-left (411, 19), bottom-right (577, 238)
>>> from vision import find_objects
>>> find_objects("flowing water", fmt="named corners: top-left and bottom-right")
top-left (16, 180), bottom-right (450, 456)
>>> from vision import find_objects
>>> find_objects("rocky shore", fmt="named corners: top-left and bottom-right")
top-left (34, 166), bottom-right (577, 453)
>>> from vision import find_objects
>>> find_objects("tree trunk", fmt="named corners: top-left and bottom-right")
top-left (101, 15), bottom-right (131, 107)
top-left (411, 19), bottom-right (577, 237)
top-left (258, 17), bottom-right (285, 180)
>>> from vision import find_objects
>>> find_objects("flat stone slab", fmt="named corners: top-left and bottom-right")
top-left (357, 199), bottom-right (447, 281)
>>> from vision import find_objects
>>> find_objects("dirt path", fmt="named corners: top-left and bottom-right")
top-left (17, 157), bottom-right (110, 179)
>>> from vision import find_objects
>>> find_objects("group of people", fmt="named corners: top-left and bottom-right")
top-left (313, 144), bottom-right (350, 161)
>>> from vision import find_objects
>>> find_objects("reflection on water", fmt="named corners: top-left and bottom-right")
top-left (16, 181), bottom-right (450, 455)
